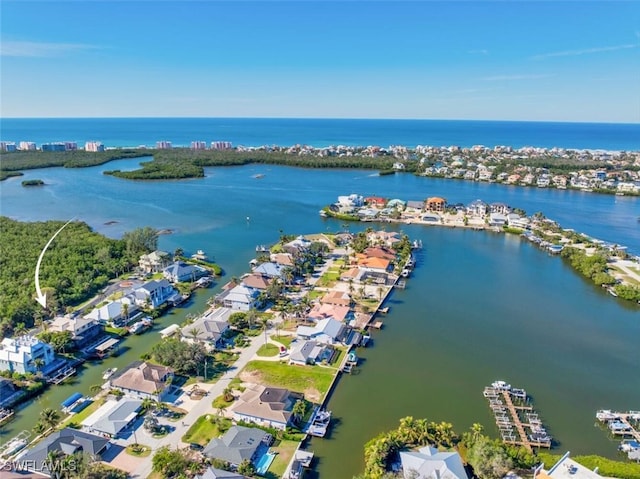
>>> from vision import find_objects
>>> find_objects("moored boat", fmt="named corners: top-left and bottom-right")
top-left (491, 380), bottom-right (511, 391)
top-left (102, 367), bottom-right (118, 380)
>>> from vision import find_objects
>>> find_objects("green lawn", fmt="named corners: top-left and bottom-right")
top-left (60, 398), bottom-right (105, 428)
top-left (182, 415), bottom-right (231, 446)
top-left (268, 440), bottom-right (299, 477)
top-left (306, 290), bottom-right (324, 301)
top-left (241, 360), bottom-right (336, 402)
top-left (271, 335), bottom-right (294, 348)
top-left (257, 343), bottom-right (280, 357)
top-left (317, 269), bottom-right (340, 287)
top-left (125, 444), bottom-right (151, 457)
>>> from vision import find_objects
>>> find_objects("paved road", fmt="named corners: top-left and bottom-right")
top-left (118, 327), bottom-right (274, 478)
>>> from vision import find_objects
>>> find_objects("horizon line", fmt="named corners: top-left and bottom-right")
top-left (1, 116), bottom-right (639, 126)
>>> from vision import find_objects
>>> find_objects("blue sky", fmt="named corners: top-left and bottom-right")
top-left (1, 1), bottom-right (639, 122)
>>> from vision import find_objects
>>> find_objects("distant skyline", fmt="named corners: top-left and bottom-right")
top-left (1, 1), bottom-right (639, 123)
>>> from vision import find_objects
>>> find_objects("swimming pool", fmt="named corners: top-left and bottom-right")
top-left (255, 451), bottom-right (276, 475)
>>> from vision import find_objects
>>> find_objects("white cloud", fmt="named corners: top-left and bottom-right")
top-left (0, 40), bottom-right (99, 57)
top-left (531, 44), bottom-right (637, 60)
top-left (481, 74), bottom-right (554, 81)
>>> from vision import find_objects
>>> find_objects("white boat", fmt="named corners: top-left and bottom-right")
top-left (319, 210), bottom-right (328, 217)
top-left (401, 269), bottom-right (410, 277)
top-left (0, 438), bottom-right (27, 458)
top-left (102, 367), bottom-right (118, 380)
top-left (308, 409), bottom-right (332, 437)
top-left (596, 409), bottom-right (619, 422)
top-left (491, 380), bottom-right (511, 391)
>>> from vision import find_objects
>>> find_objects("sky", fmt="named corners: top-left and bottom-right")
top-left (1, 1), bottom-right (639, 122)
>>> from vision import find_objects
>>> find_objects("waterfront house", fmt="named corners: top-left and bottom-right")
top-left (194, 467), bottom-right (247, 479)
top-left (220, 284), bottom-right (261, 311)
top-left (340, 267), bottom-right (362, 282)
top-left (366, 231), bottom-right (401, 248)
top-left (422, 213), bottom-right (441, 223)
top-left (270, 253), bottom-right (295, 267)
top-left (296, 318), bottom-right (345, 345)
top-left (84, 296), bottom-right (139, 327)
top-left (308, 303), bottom-right (351, 323)
top-left (466, 199), bottom-right (488, 216)
top-left (0, 336), bottom-right (55, 374)
top-left (538, 451), bottom-right (604, 478)
top-left (360, 270), bottom-right (392, 285)
top-left (425, 197), bottom-right (446, 213)
top-left (489, 213), bottom-right (508, 227)
top-left (386, 199), bottom-right (406, 210)
top-left (320, 290), bottom-right (351, 307)
top-left (364, 196), bottom-right (387, 207)
top-left (232, 384), bottom-right (302, 430)
top-left (109, 361), bottom-right (174, 401)
top-left (18, 428), bottom-right (109, 476)
top-left (337, 194), bottom-right (364, 208)
top-left (139, 250), bottom-right (171, 274)
top-left (163, 261), bottom-right (208, 283)
top-left (365, 246), bottom-right (398, 260)
top-left (283, 235), bottom-right (312, 254)
top-left (252, 262), bottom-right (285, 279)
top-left (49, 314), bottom-right (103, 348)
top-left (288, 340), bottom-right (331, 366)
top-left (356, 255), bottom-right (391, 273)
top-left (182, 307), bottom-right (231, 349)
top-left (490, 202), bottom-right (511, 215)
top-left (81, 398), bottom-right (142, 438)
top-left (241, 273), bottom-right (272, 291)
top-left (203, 425), bottom-right (272, 468)
top-left (133, 279), bottom-right (177, 309)
top-left (399, 446), bottom-right (468, 479)
top-left (406, 200), bottom-right (425, 211)
top-left (507, 214), bottom-right (530, 229)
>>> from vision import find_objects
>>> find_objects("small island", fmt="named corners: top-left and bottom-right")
top-left (21, 179), bottom-right (45, 187)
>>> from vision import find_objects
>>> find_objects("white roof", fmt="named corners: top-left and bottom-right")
top-left (82, 399), bottom-right (142, 436)
top-left (296, 318), bottom-right (343, 340)
top-left (400, 446), bottom-right (468, 479)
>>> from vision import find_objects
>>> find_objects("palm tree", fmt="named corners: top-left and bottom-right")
top-left (89, 384), bottom-right (103, 395)
top-left (141, 397), bottom-right (157, 412)
top-left (39, 408), bottom-right (61, 431)
top-left (122, 302), bottom-right (129, 322)
top-left (292, 400), bottom-right (307, 426)
top-left (259, 317), bottom-right (269, 344)
top-left (33, 358), bottom-right (45, 375)
top-left (188, 327), bottom-right (200, 343)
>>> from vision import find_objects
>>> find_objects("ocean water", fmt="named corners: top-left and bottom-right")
top-left (1, 117), bottom-right (640, 151)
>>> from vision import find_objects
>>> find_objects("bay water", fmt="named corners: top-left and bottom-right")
top-left (0, 157), bottom-right (639, 477)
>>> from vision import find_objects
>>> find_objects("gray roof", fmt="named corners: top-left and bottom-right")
top-left (195, 467), bottom-right (247, 479)
top-left (289, 340), bottom-right (325, 364)
top-left (81, 398), bottom-right (142, 436)
top-left (184, 312), bottom-right (229, 343)
top-left (400, 446), bottom-right (468, 479)
top-left (19, 428), bottom-right (109, 473)
top-left (203, 425), bottom-right (267, 465)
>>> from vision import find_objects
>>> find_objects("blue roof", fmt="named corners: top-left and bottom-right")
top-left (61, 392), bottom-right (83, 408)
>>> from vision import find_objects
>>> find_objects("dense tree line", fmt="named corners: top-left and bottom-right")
top-left (0, 149), bottom-right (149, 179)
top-left (149, 338), bottom-right (207, 376)
top-left (0, 218), bottom-right (154, 337)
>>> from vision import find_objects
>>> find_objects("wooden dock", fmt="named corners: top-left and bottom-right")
top-left (596, 410), bottom-right (640, 442)
top-left (483, 384), bottom-right (552, 453)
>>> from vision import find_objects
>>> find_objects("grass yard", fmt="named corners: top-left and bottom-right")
top-left (182, 415), bottom-right (232, 445)
top-left (257, 343), bottom-right (280, 357)
top-left (306, 289), bottom-right (324, 301)
top-left (60, 398), bottom-right (105, 428)
top-left (271, 335), bottom-right (294, 348)
top-left (240, 360), bottom-right (336, 402)
top-left (125, 444), bottom-right (151, 457)
top-left (267, 440), bottom-right (300, 478)
top-left (317, 269), bottom-right (341, 287)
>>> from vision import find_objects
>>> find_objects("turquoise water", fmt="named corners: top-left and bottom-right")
top-left (0, 161), bottom-right (639, 478)
top-left (1, 118), bottom-right (639, 150)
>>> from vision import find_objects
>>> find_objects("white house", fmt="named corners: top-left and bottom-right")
top-left (296, 318), bottom-right (345, 345)
top-left (109, 361), bottom-right (174, 401)
top-left (182, 307), bottom-right (231, 348)
top-left (133, 279), bottom-right (177, 309)
top-left (138, 250), bottom-right (171, 273)
top-left (231, 384), bottom-right (302, 430)
top-left (0, 336), bottom-right (56, 374)
top-left (399, 446), bottom-right (468, 479)
top-left (222, 284), bottom-right (260, 311)
top-left (85, 297), bottom-right (139, 326)
top-left (49, 315), bottom-right (103, 347)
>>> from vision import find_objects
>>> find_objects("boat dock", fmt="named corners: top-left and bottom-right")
top-left (47, 365), bottom-right (77, 385)
top-left (483, 381), bottom-right (552, 452)
top-left (596, 410), bottom-right (640, 442)
top-left (0, 408), bottom-right (14, 426)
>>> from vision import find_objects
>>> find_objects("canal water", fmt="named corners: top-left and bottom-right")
top-left (1, 160), bottom-right (639, 477)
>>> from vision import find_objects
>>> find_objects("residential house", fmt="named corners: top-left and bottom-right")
top-left (133, 279), bottom-right (177, 309)
top-left (364, 196), bottom-right (387, 208)
top-left (163, 261), bottom-right (208, 283)
top-left (232, 384), bottom-right (302, 430)
top-left (406, 200), bottom-right (424, 211)
top-left (139, 250), bottom-right (171, 274)
top-left (308, 303), bottom-right (351, 323)
top-left (49, 315), bottom-right (103, 348)
top-left (283, 235), bottom-right (312, 254)
top-left (490, 202), bottom-right (511, 215)
top-left (320, 290), bottom-right (351, 307)
top-left (422, 213), bottom-right (441, 223)
top-left (0, 336), bottom-right (55, 374)
top-left (356, 255), bottom-right (391, 273)
top-left (109, 361), bottom-right (174, 401)
top-left (81, 398), bottom-right (142, 437)
top-left (270, 253), bottom-right (294, 267)
top-left (360, 270), bottom-right (391, 285)
top-left (84, 297), bottom-right (139, 327)
top-left (337, 194), bottom-right (364, 208)
top-left (537, 451), bottom-right (604, 478)
top-left (507, 214), bottom-right (530, 229)
top-left (296, 318), bottom-right (345, 345)
top-left (364, 246), bottom-right (396, 261)
top-left (194, 467), bottom-right (248, 479)
top-left (241, 273), bottom-right (272, 291)
top-left (386, 199), bottom-right (406, 210)
top-left (339, 267), bottom-right (362, 282)
top-left (425, 197), bottom-right (446, 213)
top-left (366, 231), bottom-right (401, 248)
top-left (399, 446), bottom-right (468, 479)
top-left (221, 284), bottom-right (260, 311)
top-left (489, 213), bottom-right (508, 227)
top-left (288, 340), bottom-right (331, 366)
top-left (182, 307), bottom-right (231, 348)
top-left (252, 262), bottom-right (285, 280)
top-left (203, 425), bottom-right (272, 468)
top-left (18, 428), bottom-right (110, 476)
top-left (466, 199), bottom-right (488, 216)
